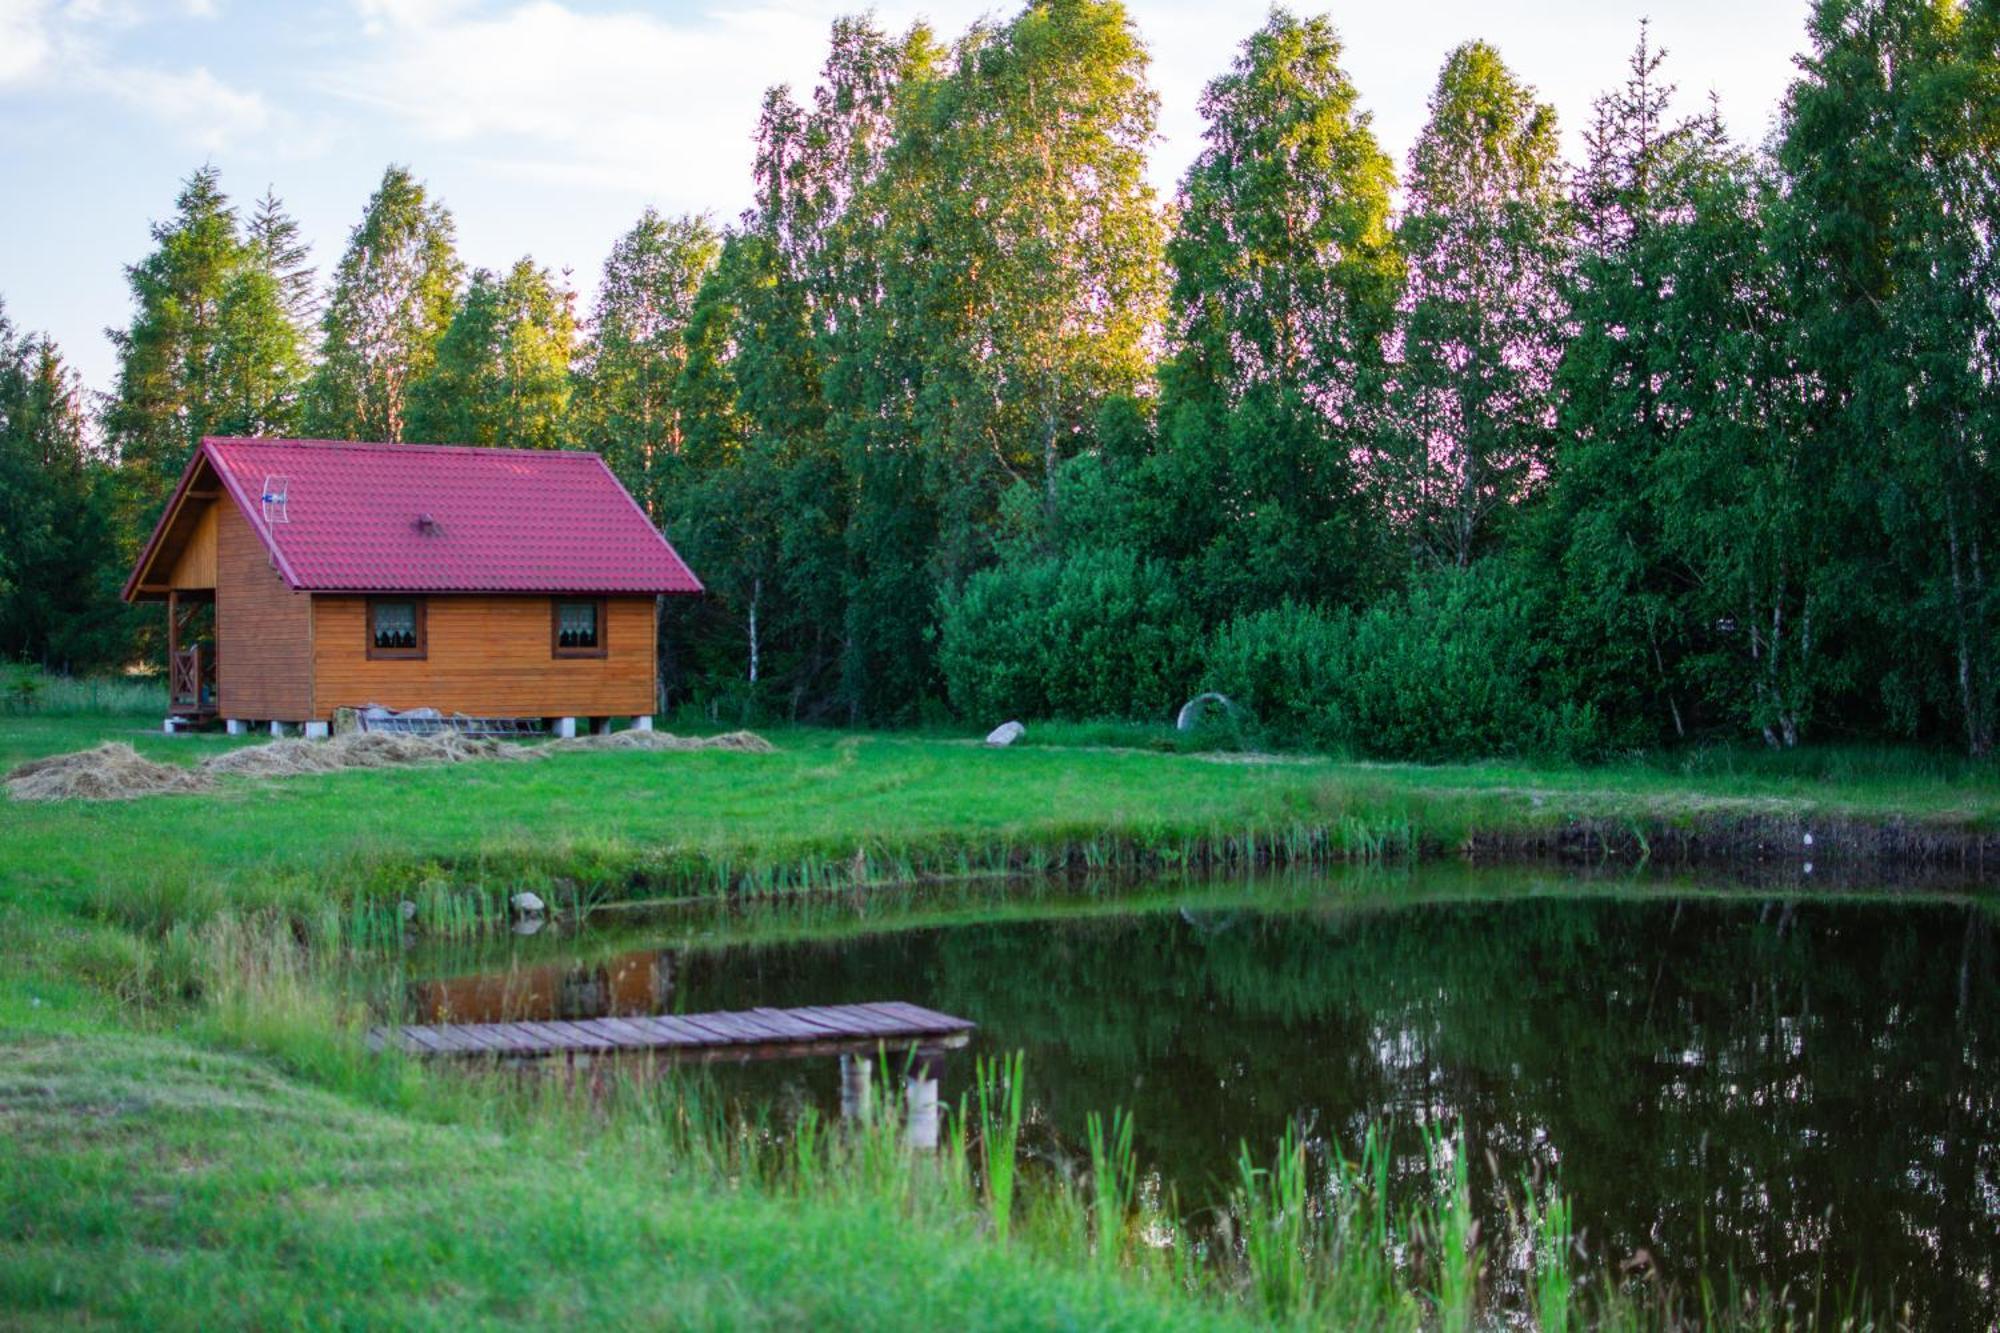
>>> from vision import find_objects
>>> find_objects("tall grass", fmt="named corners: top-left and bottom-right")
top-left (1234, 1123), bottom-right (1316, 1319)
top-left (3, 668), bottom-right (160, 716)
top-left (102, 815), bottom-right (1426, 959)
top-left (975, 1050), bottom-right (1026, 1246)
top-left (1524, 1178), bottom-right (1577, 1333)
top-left (1428, 1125), bottom-right (1480, 1333)
top-left (1086, 1107), bottom-right (1137, 1275)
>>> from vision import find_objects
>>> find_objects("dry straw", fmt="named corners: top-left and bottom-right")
top-left (5, 728), bottom-right (776, 802)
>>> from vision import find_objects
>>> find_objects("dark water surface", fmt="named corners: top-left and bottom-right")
top-left (407, 880), bottom-right (2000, 1327)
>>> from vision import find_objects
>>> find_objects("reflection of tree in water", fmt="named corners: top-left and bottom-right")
top-left (671, 898), bottom-right (1997, 1328)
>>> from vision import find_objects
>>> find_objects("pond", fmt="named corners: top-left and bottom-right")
top-left (397, 872), bottom-right (2000, 1328)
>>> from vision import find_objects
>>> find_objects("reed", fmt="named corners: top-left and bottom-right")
top-left (1085, 1107), bottom-right (1137, 1275)
top-left (1234, 1122), bottom-right (1316, 1319)
top-left (1525, 1176), bottom-right (1577, 1333)
top-left (974, 1050), bottom-right (1026, 1246)
top-left (1428, 1125), bottom-right (1482, 1333)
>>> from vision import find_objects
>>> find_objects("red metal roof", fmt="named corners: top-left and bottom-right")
top-left (181, 438), bottom-right (702, 595)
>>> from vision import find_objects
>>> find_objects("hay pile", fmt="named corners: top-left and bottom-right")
top-left (4, 743), bottom-right (214, 801)
top-left (202, 731), bottom-right (524, 778)
top-left (539, 729), bottom-right (774, 755)
top-left (6, 727), bottom-right (775, 801)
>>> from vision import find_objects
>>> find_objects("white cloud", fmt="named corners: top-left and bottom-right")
top-left (0, 0), bottom-right (58, 85)
top-left (0, 0), bottom-right (276, 149)
top-left (339, 0), bottom-right (1175, 205)
top-left (355, 0), bottom-right (477, 36)
top-left (328, 0), bottom-right (856, 200)
top-left (103, 64), bottom-right (270, 151)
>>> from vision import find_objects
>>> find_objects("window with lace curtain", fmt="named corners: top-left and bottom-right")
top-left (552, 598), bottom-right (605, 658)
top-left (367, 598), bottom-right (425, 659)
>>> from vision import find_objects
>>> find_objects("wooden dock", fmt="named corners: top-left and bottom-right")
top-left (366, 1000), bottom-right (974, 1062)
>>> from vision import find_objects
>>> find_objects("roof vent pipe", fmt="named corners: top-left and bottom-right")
top-left (416, 513), bottom-right (441, 535)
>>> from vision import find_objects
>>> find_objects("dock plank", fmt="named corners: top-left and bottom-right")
top-left (381, 1001), bottom-right (975, 1061)
top-left (457, 1025), bottom-right (512, 1054)
top-left (541, 1020), bottom-right (617, 1050)
top-left (594, 1017), bottom-right (659, 1047)
top-left (399, 1025), bottom-right (447, 1054)
top-left (627, 1015), bottom-right (707, 1045)
top-left (746, 1008), bottom-right (834, 1041)
top-left (769, 1007), bottom-right (851, 1037)
top-left (793, 1005), bottom-right (905, 1037)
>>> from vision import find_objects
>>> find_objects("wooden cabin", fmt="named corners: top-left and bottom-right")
top-left (123, 437), bottom-right (702, 735)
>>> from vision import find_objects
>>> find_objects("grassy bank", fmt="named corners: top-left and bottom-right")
top-left (5, 716), bottom-right (1996, 944)
top-left (1, 1031), bottom-right (1236, 1331)
top-left (2, 714), bottom-right (1989, 1328)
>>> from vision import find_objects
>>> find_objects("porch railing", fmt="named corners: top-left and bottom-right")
top-left (169, 645), bottom-right (217, 714)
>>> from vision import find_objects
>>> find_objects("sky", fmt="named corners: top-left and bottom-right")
top-left (0, 0), bottom-right (1816, 397)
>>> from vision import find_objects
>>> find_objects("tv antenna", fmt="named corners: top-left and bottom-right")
top-left (261, 475), bottom-right (290, 525)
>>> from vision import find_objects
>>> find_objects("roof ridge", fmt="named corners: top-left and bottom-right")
top-left (204, 436), bottom-right (607, 463)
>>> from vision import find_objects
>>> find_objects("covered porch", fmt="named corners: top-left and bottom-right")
top-left (166, 588), bottom-right (217, 720)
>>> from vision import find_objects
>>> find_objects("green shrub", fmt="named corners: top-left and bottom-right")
top-left (1203, 564), bottom-right (1603, 761)
top-left (939, 548), bottom-right (1198, 723)
top-left (1199, 602), bottom-right (1350, 751)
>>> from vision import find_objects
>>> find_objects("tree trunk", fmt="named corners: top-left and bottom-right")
top-left (1946, 502), bottom-right (1992, 757)
top-left (747, 576), bottom-right (761, 687)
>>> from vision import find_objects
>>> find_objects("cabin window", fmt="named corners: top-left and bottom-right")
top-left (553, 598), bottom-right (605, 657)
top-left (368, 598), bottom-right (426, 659)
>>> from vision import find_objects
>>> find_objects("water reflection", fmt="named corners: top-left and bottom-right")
top-left (410, 950), bottom-right (670, 1023)
top-left (409, 889), bottom-right (1998, 1328)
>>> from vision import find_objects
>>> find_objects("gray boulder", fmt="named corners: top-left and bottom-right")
top-left (984, 721), bottom-right (1026, 747)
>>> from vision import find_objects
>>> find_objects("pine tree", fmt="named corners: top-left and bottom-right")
top-left (0, 302), bottom-right (126, 669)
top-left (307, 165), bottom-right (462, 442)
top-left (1386, 41), bottom-right (1567, 570)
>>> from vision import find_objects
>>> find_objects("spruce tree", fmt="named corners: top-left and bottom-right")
top-left (406, 257), bottom-right (576, 448)
top-left (0, 303), bottom-right (125, 669)
top-left (245, 187), bottom-right (316, 335)
top-left (102, 166), bottom-right (304, 555)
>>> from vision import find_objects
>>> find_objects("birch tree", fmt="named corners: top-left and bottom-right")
top-left (1387, 41), bottom-right (1567, 570)
top-left (307, 166), bottom-right (462, 442)
top-left (1151, 8), bottom-right (1401, 618)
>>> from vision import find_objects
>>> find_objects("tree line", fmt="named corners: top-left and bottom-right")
top-left (2, 0), bottom-right (1995, 757)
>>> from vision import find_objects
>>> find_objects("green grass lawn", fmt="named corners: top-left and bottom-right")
top-left (2, 712), bottom-right (1993, 1329)
top-left (1, 1031), bottom-right (1234, 1332)
top-left (6, 715), bottom-right (1996, 933)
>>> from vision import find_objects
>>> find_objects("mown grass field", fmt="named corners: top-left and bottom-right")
top-left (6, 715), bottom-right (1997, 927)
top-left (3, 711), bottom-right (1996, 1329)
